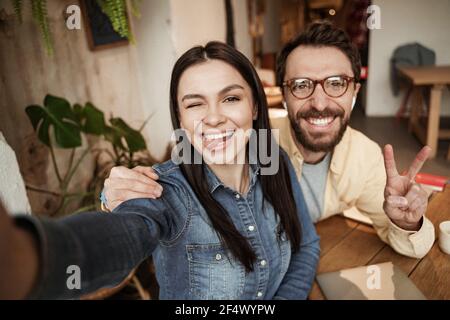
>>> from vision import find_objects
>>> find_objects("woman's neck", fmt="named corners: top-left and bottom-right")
top-left (208, 162), bottom-right (250, 195)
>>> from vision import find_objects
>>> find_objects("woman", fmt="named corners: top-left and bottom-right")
top-left (0, 42), bottom-right (319, 300)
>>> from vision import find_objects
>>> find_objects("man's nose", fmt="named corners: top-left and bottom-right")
top-left (309, 84), bottom-right (329, 111)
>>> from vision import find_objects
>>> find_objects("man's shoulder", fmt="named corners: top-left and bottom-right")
top-left (344, 127), bottom-right (383, 156)
top-left (332, 127), bottom-right (384, 174)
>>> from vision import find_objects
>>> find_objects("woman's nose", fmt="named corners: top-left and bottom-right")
top-left (203, 106), bottom-right (226, 127)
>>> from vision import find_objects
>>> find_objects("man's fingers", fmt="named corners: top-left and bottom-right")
top-left (109, 166), bottom-right (160, 186)
top-left (408, 196), bottom-right (426, 213)
top-left (404, 183), bottom-right (423, 205)
top-left (133, 166), bottom-right (159, 180)
top-left (105, 190), bottom-right (159, 211)
top-left (385, 195), bottom-right (408, 208)
top-left (407, 146), bottom-right (431, 181)
top-left (104, 177), bottom-right (162, 196)
top-left (383, 144), bottom-right (399, 180)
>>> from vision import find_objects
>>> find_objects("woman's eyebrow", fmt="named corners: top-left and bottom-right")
top-left (181, 93), bottom-right (204, 102)
top-left (219, 84), bottom-right (244, 96)
top-left (181, 84), bottom-right (244, 102)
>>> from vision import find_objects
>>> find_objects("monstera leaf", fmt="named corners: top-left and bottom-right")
top-left (80, 102), bottom-right (106, 135)
top-left (105, 117), bottom-right (146, 153)
top-left (26, 95), bottom-right (82, 148)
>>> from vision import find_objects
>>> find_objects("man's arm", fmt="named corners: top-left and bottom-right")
top-left (355, 146), bottom-right (435, 258)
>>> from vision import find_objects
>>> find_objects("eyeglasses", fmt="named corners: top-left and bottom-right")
top-left (282, 75), bottom-right (355, 99)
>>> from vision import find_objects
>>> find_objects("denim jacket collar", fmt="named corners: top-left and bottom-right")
top-left (204, 163), bottom-right (261, 194)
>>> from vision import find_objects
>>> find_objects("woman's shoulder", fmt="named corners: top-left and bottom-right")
top-left (152, 159), bottom-right (180, 176)
top-left (151, 160), bottom-right (193, 208)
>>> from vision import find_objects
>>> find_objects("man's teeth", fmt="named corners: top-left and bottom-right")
top-left (307, 117), bottom-right (334, 126)
top-left (203, 131), bottom-right (234, 140)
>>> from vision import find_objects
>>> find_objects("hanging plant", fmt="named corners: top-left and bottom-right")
top-left (8, 0), bottom-right (141, 55)
top-left (10, 0), bottom-right (53, 55)
top-left (96, 0), bottom-right (141, 44)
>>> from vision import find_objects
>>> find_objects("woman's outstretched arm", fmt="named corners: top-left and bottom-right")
top-left (0, 201), bottom-right (39, 299)
top-left (0, 198), bottom-right (170, 299)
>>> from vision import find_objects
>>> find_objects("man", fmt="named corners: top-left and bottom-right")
top-left (102, 22), bottom-right (434, 258)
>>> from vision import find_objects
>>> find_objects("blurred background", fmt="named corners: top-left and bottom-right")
top-left (1, 0), bottom-right (449, 218)
top-left (0, 0), bottom-right (449, 299)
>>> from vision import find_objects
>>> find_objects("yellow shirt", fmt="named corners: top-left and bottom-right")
top-left (270, 115), bottom-right (435, 259)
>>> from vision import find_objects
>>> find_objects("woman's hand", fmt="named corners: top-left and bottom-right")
top-left (0, 201), bottom-right (39, 299)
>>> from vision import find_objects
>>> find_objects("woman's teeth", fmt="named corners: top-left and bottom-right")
top-left (203, 131), bottom-right (234, 141)
top-left (307, 117), bottom-right (334, 126)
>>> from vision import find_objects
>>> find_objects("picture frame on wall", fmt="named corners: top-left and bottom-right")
top-left (80, 0), bottom-right (129, 51)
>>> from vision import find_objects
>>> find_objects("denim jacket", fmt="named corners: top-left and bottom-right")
top-left (17, 151), bottom-right (320, 300)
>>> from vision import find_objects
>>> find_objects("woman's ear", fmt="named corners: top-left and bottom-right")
top-left (253, 105), bottom-right (258, 120)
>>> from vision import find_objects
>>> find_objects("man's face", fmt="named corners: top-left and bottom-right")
top-left (283, 46), bottom-right (360, 153)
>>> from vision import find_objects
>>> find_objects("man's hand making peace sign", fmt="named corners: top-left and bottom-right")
top-left (383, 144), bottom-right (432, 231)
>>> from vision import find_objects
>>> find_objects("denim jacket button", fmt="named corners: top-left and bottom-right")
top-left (215, 253), bottom-right (222, 261)
top-left (260, 260), bottom-right (266, 266)
top-left (257, 291), bottom-right (263, 297)
top-left (235, 193), bottom-right (240, 199)
top-left (248, 225), bottom-right (255, 232)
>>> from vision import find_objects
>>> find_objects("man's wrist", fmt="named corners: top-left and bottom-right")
top-left (99, 190), bottom-right (111, 212)
top-left (391, 217), bottom-right (423, 232)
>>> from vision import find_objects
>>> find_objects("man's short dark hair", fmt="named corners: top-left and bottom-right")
top-left (276, 21), bottom-right (361, 86)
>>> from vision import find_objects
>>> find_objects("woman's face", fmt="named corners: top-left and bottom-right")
top-left (177, 59), bottom-right (257, 165)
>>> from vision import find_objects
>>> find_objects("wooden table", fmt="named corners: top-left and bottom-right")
top-left (398, 65), bottom-right (450, 158)
top-left (309, 184), bottom-right (450, 300)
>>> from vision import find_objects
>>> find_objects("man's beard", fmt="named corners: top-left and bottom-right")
top-left (289, 107), bottom-right (348, 153)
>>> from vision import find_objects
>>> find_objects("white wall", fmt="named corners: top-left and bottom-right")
top-left (132, 0), bottom-right (177, 159)
top-left (170, 0), bottom-right (226, 55)
top-left (366, 0), bottom-right (450, 116)
top-left (133, 0), bottom-right (253, 160)
top-left (233, 0), bottom-right (253, 61)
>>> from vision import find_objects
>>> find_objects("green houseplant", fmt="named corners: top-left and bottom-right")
top-left (25, 94), bottom-right (155, 216)
top-left (25, 94), bottom-right (167, 299)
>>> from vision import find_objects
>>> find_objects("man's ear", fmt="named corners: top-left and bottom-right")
top-left (354, 82), bottom-right (361, 96)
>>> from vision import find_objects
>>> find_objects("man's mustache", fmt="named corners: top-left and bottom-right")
top-left (296, 107), bottom-right (345, 120)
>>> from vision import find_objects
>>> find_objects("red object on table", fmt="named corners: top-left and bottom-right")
top-left (415, 173), bottom-right (448, 190)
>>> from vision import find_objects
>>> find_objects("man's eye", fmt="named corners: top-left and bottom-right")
top-left (328, 78), bottom-right (346, 87)
top-left (223, 96), bottom-right (240, 103)
top-left (293, 83), bottom-right (309, 90)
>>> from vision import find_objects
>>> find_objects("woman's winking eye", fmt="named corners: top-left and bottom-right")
top-left (186, 101), bottom-right (204, 109)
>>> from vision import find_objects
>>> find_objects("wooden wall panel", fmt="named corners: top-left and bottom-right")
top-left (0, 0), bottom-right (145, 215)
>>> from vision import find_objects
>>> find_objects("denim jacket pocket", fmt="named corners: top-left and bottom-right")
top-left (187, 243), bottom-right (245, 299)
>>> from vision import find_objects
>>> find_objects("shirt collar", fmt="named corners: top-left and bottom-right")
top-left (204, 162), bottom-right (261, 194)
top-left (275, 114), bottom-right (350, 175)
